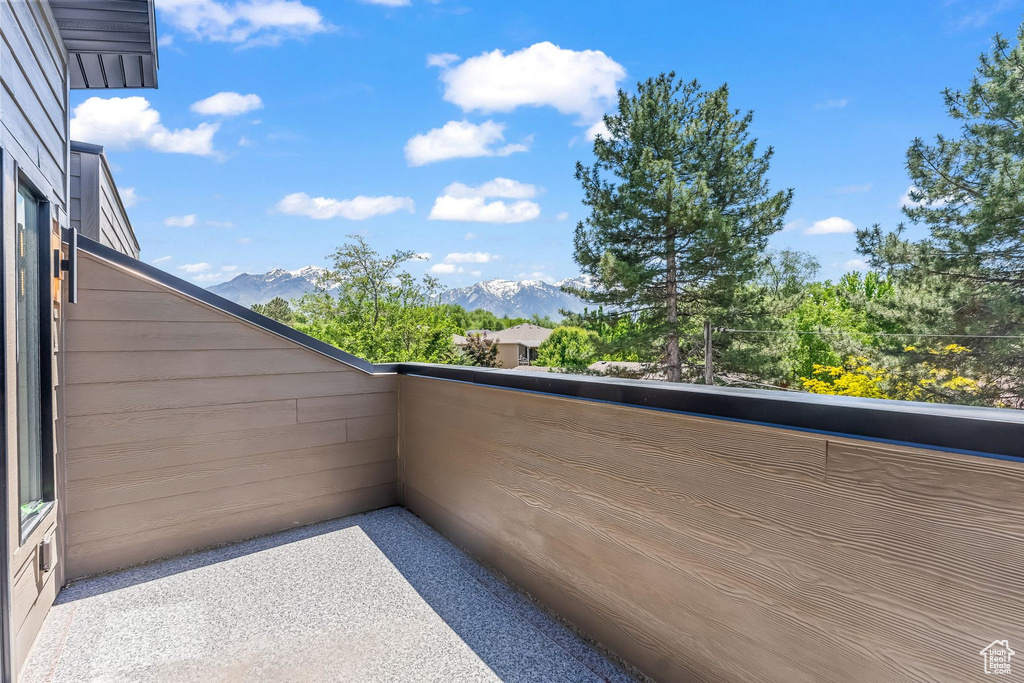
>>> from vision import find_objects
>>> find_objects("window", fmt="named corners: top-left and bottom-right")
top-left (15, 185), bottom-right (48, 529)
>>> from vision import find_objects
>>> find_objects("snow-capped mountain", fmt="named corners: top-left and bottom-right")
top-left (209, 268), bottom-right (591, 318)
top-left (207, 266), bottom-right (327, 307)
top-left (436, 278), bottom-right (589, 318)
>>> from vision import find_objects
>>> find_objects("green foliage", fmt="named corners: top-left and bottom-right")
top-left (462, 332), bottom-right (501, 367)
top-left (294, 235), bottom-right (462, 363)
top-left (536, 327), bottom-right (600, 369)
top-left (251, 297), bottom-right (294, 325)
top-left (573, 72), bottom-right (793, 381)
top-left (446, 307), bottom-right (558, 333)
top-left (856, 25), bottom-right (1024, 408)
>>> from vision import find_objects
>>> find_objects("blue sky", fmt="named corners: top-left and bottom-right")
top-left (69, 0), bottom-right (1023, 288)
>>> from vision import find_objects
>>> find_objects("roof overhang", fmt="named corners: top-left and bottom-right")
top-left (50, 0), bottom-right (159, 89)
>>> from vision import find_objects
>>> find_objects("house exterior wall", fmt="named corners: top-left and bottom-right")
top-left (399, 374), bottom-right (1024, 682)
top-left (0, 0), bottom-right (68, 676)
top-left (61, 253), bottom-right (399, 579)
top-left (70, 145), bottom-right (140, 258)
top-left (495, 342), bottom-right (521, 369)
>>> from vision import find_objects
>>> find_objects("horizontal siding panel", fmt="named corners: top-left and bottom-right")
top-left (67, 460), bottom-right (398, 549)
top-left (62, 251), bottom-right (400, 582)
top-left (348, 413), bottom-right (398, 442)
top-left (4, 0), bottom-right (64, 97)
top-left (64, 371), bottom-right (393, 416)
top-left (66, 320), bottom-right (296, 352)
top-left (65, 419), bottom-right (355, 481)
top-left (69, 288), bottom-right (239, 323)
top-left (77, 255), bottom-right (164, 292)
top-left (64, 399), bottom-right (298, 450)
top-left (400, 376), bottom-right (1024, 683)
top-left (297, 392), bottom-right (398, 423)
top-left (66, 483), bottom-right (397, 580)
top-left (67, 440), bottom-right (396, 513)
top-left (0, 35), bottom-right (66, 183)
top-left (63, 348), bottom-right (353, 384)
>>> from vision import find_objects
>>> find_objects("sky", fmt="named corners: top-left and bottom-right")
top-left (69, 0), bottom-right (1024, 288)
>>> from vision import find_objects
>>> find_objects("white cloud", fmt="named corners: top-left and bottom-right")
top-left (152, 256), bottom-right (173, 264)
top-left (900, 185), bottom-right (951, 209)
top-left (193, 272), bottom-right (230, 283)
top-left (360, 0), bottom-right (410, 6)
top-left (275, 192), bottom-right (415, 220)
top-left (414, 252), bottom-right (432, 260)
top-left (556, 211), bottom-right (570, 222)
top-left (165, 214), bottom-right (197, 227)
top-left (437, 42), bottom-right (626, 121)
top-left (782, 219), bottom-right (805, 233)
top-left (430, 263), bottom-right (460, 274)
top-left (120, 187), bottom-right (141, 207)
top-left (178, 262), bottom-right (212, 273)
top-left (442, 178), bottom-right (538, 199)
top-left (804, 217), bottom-right (856, 235)
top-left (816, 98), bottom-right (849, 109)
top-left (426, 52), bottom-right (459, 68)
top-left (429, 196), bottom-right (540, 223)
top-left (464, 232), bottom-right (477, 240)
top-left (429, 178), bottom-right (541, 223)
top-left (71, 97), bottom-right (219, 156)
top-left (191, 92), bottom-right (263, 116)
top-left (239, 136), bottom-right (253, 147)
top-left (585, 120), bottom-right (610, 141)
top-left (158, 0), bottom-right (333, 48)
top-left (404, 120), bottom-right (528, 166)
top-left (444, 252), bottom-right (498, 264)
top-left (844, 258), bottom-right (868, 271)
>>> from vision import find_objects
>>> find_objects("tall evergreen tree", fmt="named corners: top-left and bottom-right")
top-left (858, 26), bottom-right (1024, 407)
top-left (571, 73), bottom-right (792, 382)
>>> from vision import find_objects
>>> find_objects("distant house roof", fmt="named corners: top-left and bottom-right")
top-left (453, 324), bottom-right (554, 348)
top-left (488, 324), bottom-right (554, 347)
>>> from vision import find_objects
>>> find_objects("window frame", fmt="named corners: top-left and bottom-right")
top-left (13, 165), bottom-right (55, 544)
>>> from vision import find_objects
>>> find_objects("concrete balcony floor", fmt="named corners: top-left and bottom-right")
top-left (23, 507), bottom-right (636, 683)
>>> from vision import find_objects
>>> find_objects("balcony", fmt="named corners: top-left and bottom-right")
top-left (21, 236), bottom-right (1024, 682)
top-left (23, 507), bottom-right (634, 682)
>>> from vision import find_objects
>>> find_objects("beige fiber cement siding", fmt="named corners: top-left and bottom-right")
top-left (399, 375), bottom-right (1024, 683)
top-left (62, 253), bottom-right (399, 579)
top-left (1, 0), bottom-right (68, 676)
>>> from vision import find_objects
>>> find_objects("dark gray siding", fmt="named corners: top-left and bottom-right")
top-left (70, 145), bottom-right (139, 258)
top-left (1, 0), bottom-right (68, 207)
top-left (0, 0), bottom-right (68, 676)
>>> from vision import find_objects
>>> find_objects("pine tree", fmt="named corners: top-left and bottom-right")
top-left (857, 26), bottom-right (1024, 407)
top-left (571, 73), bottom-right (792, 382)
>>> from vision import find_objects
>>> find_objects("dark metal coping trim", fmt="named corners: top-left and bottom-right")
top-left (70, 140), bottom-right (104, 155)
top-left (73, 234), bottom-right (383, 374)
top-left (395, 365), bottom-right (1024, 461)
top-left (72, 234), bottom-right (1024, 460)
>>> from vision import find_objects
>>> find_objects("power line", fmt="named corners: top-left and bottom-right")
top-left (719, 328), bottom-right (1024, 340)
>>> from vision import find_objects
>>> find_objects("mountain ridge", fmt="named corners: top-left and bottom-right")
top-left (207, 268), bottom-right (590, 318)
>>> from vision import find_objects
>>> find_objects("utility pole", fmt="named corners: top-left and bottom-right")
top-left (703, 319), bottom-right (713, 385)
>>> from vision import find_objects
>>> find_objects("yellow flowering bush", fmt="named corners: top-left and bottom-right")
top-left (801, 345), bottom-right (981, 402)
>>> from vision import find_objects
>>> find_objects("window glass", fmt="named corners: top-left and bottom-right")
top-left (16, 186), bottom-right (44, 523)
